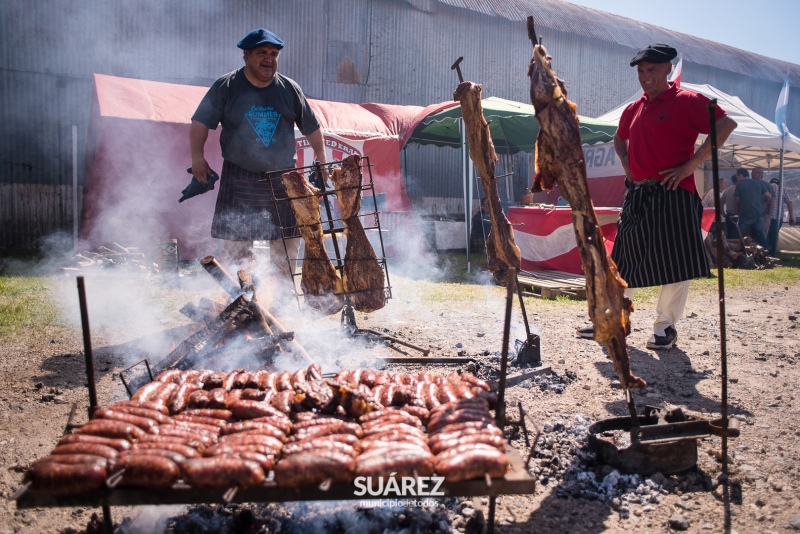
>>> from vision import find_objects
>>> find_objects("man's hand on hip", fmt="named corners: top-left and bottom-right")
top-left (658, 163), bottom-right (694, 191)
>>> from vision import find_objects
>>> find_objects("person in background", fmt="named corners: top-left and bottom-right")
top-left (734, 167), bottom-right (772, 249)
top-left (189, 28), bottom-right (328, 279)
top-left (766, 177), bottom-right (795, 256)
top-left (719, 173), bottom-right (739, 238)
top-left (752, 168), bottom-right (775, 235)
top-left (702, 177), bottom-right (727, 208)
top-left (578, 43), bottom-right (736, 350)
top-left (470, 198), bottom-right (491, 253)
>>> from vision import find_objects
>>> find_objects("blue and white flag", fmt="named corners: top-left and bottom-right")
top-left (775, 71), bottom-right (790, 138)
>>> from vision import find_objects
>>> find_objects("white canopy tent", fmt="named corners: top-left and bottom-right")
top-left (597, 82), bottom-right (800, 170)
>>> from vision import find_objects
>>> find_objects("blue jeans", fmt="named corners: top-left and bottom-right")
top-left (738, 216), bottom-right (768, 248)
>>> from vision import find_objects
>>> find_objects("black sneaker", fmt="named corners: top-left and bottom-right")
top-left (577, 326), bottom-right (594, 339)
top-left (646, 327), bottom-right (677, 350)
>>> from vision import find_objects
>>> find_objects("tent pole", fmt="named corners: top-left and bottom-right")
top-left (778, 138), bottom-right (786, 231)
top-left (462, 118), bottom-right (471, 273)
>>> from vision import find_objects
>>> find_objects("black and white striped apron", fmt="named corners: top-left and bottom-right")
top-left (611, 184), bottom-right (709, 288)
top-left (211, 160), bottom-right (300, 242)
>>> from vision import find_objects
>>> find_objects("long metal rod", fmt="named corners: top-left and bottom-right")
top-left (496, 268), bottom-right (515, 429)
top-left (76, 277), bottom-right (98, 418)
top-left (515, 274), bottom-right (532, 337)
top-left (75, 276), bottom-right (114, 532)
top-left (708, 100), bottom-right (729, 476)
top-left (316, 162), bottom-right (343, 273)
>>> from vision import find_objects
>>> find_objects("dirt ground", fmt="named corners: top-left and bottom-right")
top-left (1, 262), bottom-right (799, 533)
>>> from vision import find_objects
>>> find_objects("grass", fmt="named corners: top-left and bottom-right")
top-left (0, 275), bottom-right (60, 339)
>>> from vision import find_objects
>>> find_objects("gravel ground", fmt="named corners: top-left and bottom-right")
top-left (1, 261), bottom-right (799, 533)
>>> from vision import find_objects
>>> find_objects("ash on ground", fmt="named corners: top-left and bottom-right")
top-left (160, 498), bottom-right (484, 534)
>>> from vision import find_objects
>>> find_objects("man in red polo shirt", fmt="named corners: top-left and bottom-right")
top-left (579, 44), bottom-right (736, 349)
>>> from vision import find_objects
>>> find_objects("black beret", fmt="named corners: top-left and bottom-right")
top-left (237, 28), bottom-right (285, 51)
top-left (630, 44), bottom-right (678, 66)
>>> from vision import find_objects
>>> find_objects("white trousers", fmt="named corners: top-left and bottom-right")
top-left (624, 280), bottom-right (690, 336)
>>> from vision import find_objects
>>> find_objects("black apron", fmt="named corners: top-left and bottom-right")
top-left (611, 184), bottom-right (709, 288)
top-left (211, 160), bottom-right (300, 242)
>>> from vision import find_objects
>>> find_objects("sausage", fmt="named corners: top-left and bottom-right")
top-left (458, 372), bottom-right (491, 392)
top-left (256, 371), bottom-right (276, 391)
top-left (291, 421), bottom-right (363, 440)
top-left (275, 371), bottom-right (293, 392)
top-left (427, 410), bottom-right (493, 433)
top-left (231, 399), bottom-right (288, 421)
top-left (196, 370), bottom-right (215, 385)
top-left (361, 422), bottom-right (424, 439)
top-left (221, 426), bottom-right (287, 443)
top-left (373, 371), bottom-right (391, 386)
top-left (26, 461), bottom-right (106, 495)
top-left (106, 405), bottom-right (171, 425)
top-left (359, 369), bottom-right (376, 388)
top-left (132, 441), bottom-right (201, 458)
top-left (356, 448), bottom-right (436, 478)
top-left (290, 368), bottom-right (307, 386)
top-left (428, 420), bottom-right (501, 437)
top-left (57, 434), bottom-right (132, 452)
top-left (74, 420), bottom-right (146, 441)
top-left (224, 369), bottom-right (245, 391)
top-left (416, 371), bottom-right (433, 383)
top-left (147, 425), bottom-right (216, 446)
top-left (273, 452), bottom-right (355, 487)
top-left (371, 385), bottom-right (387, 408)
top-left (202, 371), bottom-right (226, 391)
top-left (453, 382), bottom-right (475, 400)
top-left (183, 409), bottom-right (234, 422)
top-left (222, 419), bottom-right (289, 435)
top-left (436, 381), bottom-right (459, 404)
top-left (225, 389), bottom-right (243, 407)
top-left (32, 454), bottom-right (108, 467)
top-left (212, 452), bottom-right (275, 472)
top-left (280, 439), bottom-right (357, 458)
top-left (171, 420), bottom-right (222, 436)
top-left (360, 412), bottom-right (422, 431)
top-left (307, 363), bottom-right (323, 381)
top-left (114, 400), bottom-right (170, 415)
top-left (361, 432), bottom-right (429, 450)
top-left (172, 414), bottom-right (227, 429)
top-left (246, 371), bottom-right (264, 389)
top-left (111, 454), bottom-right (181, 488)
top-left (206, 388), bottom-right (228, 409)
top-left (139, 434), bottom-right (207, 453)
top-left (423, 383), bottom-right (441, 410)
top-left (430, 433), bottom-right (505, 455)
top-left (286, 432), bottom-right (361, 448)
top-left (204, 443), bottom-right (279, 457)
top-left (270, 390), bottom-right (295, 414)
top-left (218, 433), bottom-right (283, 451)
top-left (51, 442), bottom-right (119, 460)
top-left (181, 458), bottom-right (265, 488)
top-left (398, 405), bottom-right (430, 424)
top-left (130, 381), bottom-right (163, 403)
top-left (434, 445), bottom-right (509, 482)
top-left (292, 416), bottom-right (353, 431)
top-left (239, 388), bottom-right (269, 402)
top-left (116, 448), bottom-right (186, 465)
top-left (401, 373), bottom-right (417, 387)
top-left (167, 382), bottom-right (201, 414)
top-left (179, 370), bottom-right (202, 384)
top-left (93, 408), bottom-right (158, 431)
top-left (232, 371), bottom-right (252, 390)
top-left (151, 382), bottom-right (178, 404)
top-left (389, 373), bottom-right (405, 386)
top-left (428, 424), bottom-right (503, 445)
top-left (250, 415), bottom-right (292, 432)
top-left (155, 370), bottom-right (182, 383)
top-left (187, 389), bottom-right (210, 409)
top-left (429, 397), bottom-right (489, 416)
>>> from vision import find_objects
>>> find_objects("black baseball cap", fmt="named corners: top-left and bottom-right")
top-left (630, 44), bottom-right (678, 66)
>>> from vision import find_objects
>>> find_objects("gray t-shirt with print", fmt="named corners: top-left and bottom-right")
top-left (192, 68), bottom-right (320, 173)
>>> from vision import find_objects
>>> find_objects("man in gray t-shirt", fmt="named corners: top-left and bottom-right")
top-left (734, 167), bottom-right (772, 248)
top-left (189, 28), bottom-right (329, 279)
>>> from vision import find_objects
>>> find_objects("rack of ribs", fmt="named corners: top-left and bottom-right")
top-left (453, 82), bottom-right (521, 284)
top-left (330, 155), bottom-right (386, 313)
top-left (526, 20), bottom-right (645, 390)
top-left (281, 171), bottom-right (344, 315)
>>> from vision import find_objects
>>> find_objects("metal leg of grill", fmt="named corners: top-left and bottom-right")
top-left (487, 495), bottom-right (497, 534)
top-left (102, 505), bottom-right (113, 532)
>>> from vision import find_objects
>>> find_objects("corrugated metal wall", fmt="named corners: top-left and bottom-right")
top-left (1, 0), bottom-right (799, 250)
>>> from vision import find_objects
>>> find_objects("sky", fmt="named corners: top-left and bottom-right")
top-left (564, 0), bottom-right (800, 66)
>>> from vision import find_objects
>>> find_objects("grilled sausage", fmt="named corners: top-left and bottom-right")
top-left (217, 433), bottom-right (283, 451)
top-left (57, 433), bottom-right (132, 452)
top-left (74, 420), bottom-right (146, 441)
top-left (428, 420), bottom-right (501, 437)
top-left (280, 439), bottom-right (357, 458)
top-left (291, 421), bottom-right (363, 440)
top-left (114, 400), bottom-right (170, 415)
top-left (204, 443), bottom-right (279, 457)
top-left (232, 399), bottom-right (287, 421)
top-left (151, 382), bottom-right (178, 404)
top-left (32, 454), bottom-right (108, 467)
top-left (373, 371), bottom-right (391, 386)
top-left (147, 425), bottom-right (216, 446)
top-left (232, 371), bottom-right (252, 390)
top-left (427, 410), bottom-right (493, 433)
top-left (359, 370), bottom-right (376, 388)
top-left (356, 448), bottom-right (436, 477)
top-left (187, 389), bottom-right (211, 409)
top-left (221, 426), bottom-right (287, 443)
top-left (239, 388), bottom-right (270, 402)
top-left (130, 381), bottom-right (163, 403)
top-left (106, 405), bottom-right (171, 425)
top-left (423, 383), bottom-right (441, 410)
top-left (139, 434), bottom-right (207, 453)
top-left (116, 448), bottom-right (186, 465)
top-left (183, 409), bottom-right (234, 422)
top-left (436, 381), bottom-right (459, 404)
top-left (360, 413), bottom-right (423, 431)
top-left (93, 408), bottom-right (158, 431)
top-left (181, 458), bottom-right (265, 488)
top-left (131, 441), bottom-right (201, 458)
top-left (172, 414), bottom-right (227, 429)
top-left (307, 363), bottom-right (323, 381)
top-left (206, 388), bottom-right (228, 409)
top-left (275, 371), bottom-right (293, 392)
top-left (167, 382), bottom-right (201, 414)
top-left (429, 432), bottom-right (505, 455)
top-left (111, 454), bottom-right (180, 488)
top-left (155, 370), bottom-right (182, 383)
top-left (26, 461), bottom-right (106, 495)
top-left (361, 422), bottom-right (424, 438)
top-left (458, 372), bottom-right (491, 392)
top-left (286, 432), bottom-right (361, 448)
top-left (256, 371), bottom-right (276, 391)
top-left (224, 369), bottom-right (245, 391)
top-left (201, 371), bottom-right (226, 391)
top-left (273, 451), bottom-right (355, 487)
top-left (170, 420), bottom-right (222, 436)
top-left (434, 444), bottom-right (509, 482)
top-left (211, 452), bottom-right (275, 472)
top-left (51, 443), bottom-right (119, 460)
top-left (222, 419), bottom-right (289, 436)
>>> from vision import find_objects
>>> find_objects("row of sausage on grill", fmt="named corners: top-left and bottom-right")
top-left (25, 367), bottom-right (507, 494)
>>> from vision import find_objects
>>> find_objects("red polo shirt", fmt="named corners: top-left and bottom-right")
top-left (617, 83), bottom-right (726, 194)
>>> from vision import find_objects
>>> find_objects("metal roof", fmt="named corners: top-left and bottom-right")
top-left (430, 0), bottom-right (800, 85)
